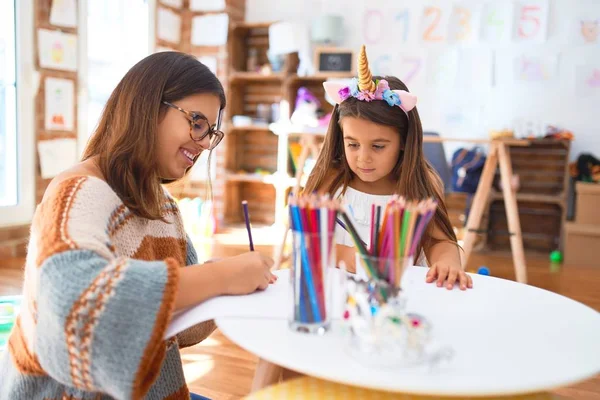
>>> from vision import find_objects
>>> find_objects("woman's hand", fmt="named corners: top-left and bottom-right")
top-left (426, 262), bottom-right (473, 290)
top-left (220, 252), bottom-right (277, 295)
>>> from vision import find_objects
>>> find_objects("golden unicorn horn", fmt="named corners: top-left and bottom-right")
top-left (357, 45), bottom-right (376, 93)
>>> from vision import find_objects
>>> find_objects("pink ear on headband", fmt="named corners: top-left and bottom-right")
top-left (392, 90), bottom-right (417, 113)
top-left (323, 81), bottom-right (348, 105)
top-left (323, 81), bottom-right (418, 115)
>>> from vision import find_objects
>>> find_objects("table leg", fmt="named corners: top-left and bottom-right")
top-left (251, 358), bottom-right (283, 392)
top-left (497, 143), bottom-right (528, 284)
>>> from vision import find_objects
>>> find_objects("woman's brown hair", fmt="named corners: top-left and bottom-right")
top-left (82, 51), bottom-right (225, 220)
top-left (303, 76), bottom-right (458, 258)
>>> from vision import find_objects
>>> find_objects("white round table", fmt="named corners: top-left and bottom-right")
top-left (216, 266), bottom-right (600, 397)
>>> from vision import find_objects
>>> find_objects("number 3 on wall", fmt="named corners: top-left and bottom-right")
top-left (518, 5), bottom-right (541, 38)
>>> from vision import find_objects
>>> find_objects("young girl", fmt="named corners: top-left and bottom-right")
top-left (251, 45), bottom-right (472, 393)
top-left (0, 52), bottom-right (275, 400)
top-left (304, 45), bottom-right (472, 291)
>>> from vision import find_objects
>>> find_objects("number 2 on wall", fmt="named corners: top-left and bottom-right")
top-left (423, 7), bottom-right (444, 42)
top-left (518, 5), bottom-right (541, 38)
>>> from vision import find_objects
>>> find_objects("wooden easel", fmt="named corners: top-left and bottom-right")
top-left (423, 137), bottom-right (529, 284)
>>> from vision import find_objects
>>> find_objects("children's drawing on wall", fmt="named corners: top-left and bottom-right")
top-left (396, 53), bottom-right (427, 87)
top-left (448, 3), bottom-right (481, 45)
top-left (427, 50), bottom-right (458, 88)
top-left (480, 2), bottom-right (513, 43)
top-left (513, 54), bottom-right (558, 82)
top-left (575, 65), bottom-right (600, 97)
top-left (419, 4), bottom-right (451, 44)
top-left (49, 0), bottom-right (77, 28)
top-left (44, 77), bottom-right (74, 131)
top-left (362, 2), bottom-right (421, 46)
top-left (456, 49), bottom-right (493, 91)
top-left (581, 20), bottom-right (599, 43)
top-left (512, 0), bottom-right (549, 43)
top-left (37, 29), bottom-right (77, 71)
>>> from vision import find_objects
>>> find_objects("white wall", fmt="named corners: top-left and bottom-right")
top-left (246, 0), bottom-right (600, 161)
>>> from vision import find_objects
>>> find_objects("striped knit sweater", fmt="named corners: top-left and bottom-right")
top-left (0, 176), bottom-right (216, 400)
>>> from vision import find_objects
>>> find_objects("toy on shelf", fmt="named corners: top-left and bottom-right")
top-left (290, 87), bottom-right (328, 128)
top-left (544, 125), bottom-right (574, 141)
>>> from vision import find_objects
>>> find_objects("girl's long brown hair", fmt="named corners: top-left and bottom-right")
top-left (82, 52), bottom-right (225, 220)
top-left (303, 76), bottom-right (457, 258)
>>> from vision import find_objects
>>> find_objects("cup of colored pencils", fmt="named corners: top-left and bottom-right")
top-left (288, 194), bottom-right (337, 335)
top-left (341, 197), bottom-right (438, 291)
top-left (341, 197), bottom-right (441, 366)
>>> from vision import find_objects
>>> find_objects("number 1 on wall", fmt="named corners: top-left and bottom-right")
top-left (395, 9), bottom-right (410, 43)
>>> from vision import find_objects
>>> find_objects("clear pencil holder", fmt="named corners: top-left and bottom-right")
top-left (289, 230), bottom-right (335, 335)
top-left (343, 254), bottom-right (439, 367)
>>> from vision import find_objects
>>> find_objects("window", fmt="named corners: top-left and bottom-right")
top-left (0, 0), bottom-right (18, 207)
top-left (85, 0), bottom-right (149, 142)
top-left (0, 0), bottom-right (35, 226)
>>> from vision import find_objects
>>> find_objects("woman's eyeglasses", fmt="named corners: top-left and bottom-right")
top-left (162, 101), bottom-right (224, 150)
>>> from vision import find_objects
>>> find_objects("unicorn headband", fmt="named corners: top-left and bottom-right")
top-left (323, 45), bottom-right (417, 116)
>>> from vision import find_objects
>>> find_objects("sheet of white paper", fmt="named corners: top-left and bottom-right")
top-left (159, 0), bottom-right (183, 9)
top-left (191, 14), bottom-right (229, 46)
top-left (448, 2), bottom-right (482, 45)
top-left (457, 49), bottom-right (493, 90)
top-left (513, 53), bottom-right (559, 82)
top-left (157, 7), bottom-right (182, 44)
top-left (50, 0), bottom-right (77, 28)
top-left (513, 0), bottom-right (549, 43)
top-left (480, 2), bottom-right (514, 43)
top-left (165, 268), bottom-right (350, 339)
top-left (37, 138), bottom-right (78, 179)
top-left (38, 29), bottom-right (78, 71)
top-left (197, 55), bottom-right (218, 74)
top-left (268, 21), bottom-right (309, 55)
top-left (190, 0), bottom-right (225, 12)
top-left (427, 50), bottom-right (459, 87)
top-left (419, 3), bottom-right (452, 44)
top-left (575, 64), bottom-right (600, 97)
top-left (44, 77), bottom-right (74, 131)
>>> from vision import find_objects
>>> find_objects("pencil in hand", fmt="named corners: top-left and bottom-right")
top-left (241, 200), bottom-right (254, 251)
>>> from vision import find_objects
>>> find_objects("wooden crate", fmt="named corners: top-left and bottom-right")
top-left (493, 139), bottom-right (570, 196)
top-left (224, 181), bottom-right (276, 225)
top-left (487, 200), bottom-right (563, 251)
top-left (485, 139), bottom-right (570, 252)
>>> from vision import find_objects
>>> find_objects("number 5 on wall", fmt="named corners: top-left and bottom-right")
top-left (515, 1), bottom-right (548, 42)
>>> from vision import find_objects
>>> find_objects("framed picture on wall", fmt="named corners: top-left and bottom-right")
top-left (314, 47), bottom-right (354, 77)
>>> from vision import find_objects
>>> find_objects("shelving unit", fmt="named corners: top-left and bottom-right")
top-left (222, 21), bottom-right (353, 227)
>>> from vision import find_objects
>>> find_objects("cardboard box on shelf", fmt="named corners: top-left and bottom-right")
top-left (575, 182), bottom-right (600, 226)
top-left (564, 222), bottom-right (600, 268)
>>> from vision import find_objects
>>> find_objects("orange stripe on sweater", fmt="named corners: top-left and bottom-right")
top-left (132, 236), bottom-right (187, 265)
top-left (7, 317), bottom-right (46, 376)
top-left (35, 176), bottom-right (87, 267)
top-left (131, 257), bottom-right (181, 399)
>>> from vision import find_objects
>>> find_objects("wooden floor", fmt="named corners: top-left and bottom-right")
top-left (1, 230), bottom-right (599, 399)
